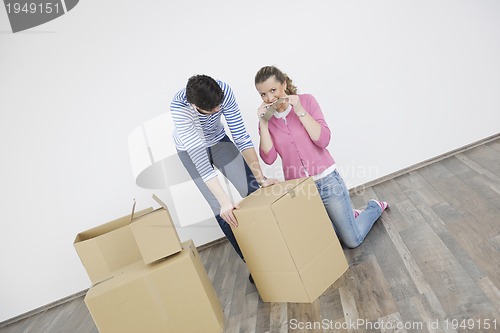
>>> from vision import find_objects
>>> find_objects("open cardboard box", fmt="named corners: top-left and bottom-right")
top-left (233, 177), bottom-right (349, 303)
top-left (74, 196), bottom-right (182, 284)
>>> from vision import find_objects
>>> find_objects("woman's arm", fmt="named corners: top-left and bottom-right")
top-left (259, 119), bottom-right (274, 155)
top-left (286, 94), bottom-right (321, 141)
top-left (287, 94), bottom-right (331, 148)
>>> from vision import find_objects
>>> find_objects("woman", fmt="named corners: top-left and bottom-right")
top-left (255, 66), bottom-right (388, 248)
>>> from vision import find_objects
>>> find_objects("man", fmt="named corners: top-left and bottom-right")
top-left (170, 74), bottom-right (277, 266)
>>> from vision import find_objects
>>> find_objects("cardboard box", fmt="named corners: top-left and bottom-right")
top-left (74, 207), bottom-right (153, 284)
top-left (84, 240), bottom-right (223, 333)
top-left (130, 195), bottom-right (182, 264)
top-left (233, 177), bottom-right (349, 303)
top-left (74, 200), bottom-right (182, 284)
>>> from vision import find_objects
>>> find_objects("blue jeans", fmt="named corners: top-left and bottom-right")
top-left (315, 169), bottom-right (382, 248)
top-left (177, 135), bottom-right (259, 259)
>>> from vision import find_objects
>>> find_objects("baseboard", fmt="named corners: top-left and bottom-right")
top-left (0, 289), bottom-right (88, 328)
top-left (2, 132), bottom-right (498, 328)
top-left (196, 237), bottom-right (228, 252)
top-left (349, 132), bottom-right (500, 194)
top-left (0, 240), bottom-right (228, 328)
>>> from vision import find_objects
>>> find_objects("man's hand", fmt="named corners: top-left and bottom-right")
top-left (261, 178), bottom-right (279, 187)
top-left (220, 201), bottom-right (240, 228)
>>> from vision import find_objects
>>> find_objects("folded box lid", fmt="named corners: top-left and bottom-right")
top-left (129, 195), bottom-right (182, 264)
top-left (237, 178), bottom-right (306, 210)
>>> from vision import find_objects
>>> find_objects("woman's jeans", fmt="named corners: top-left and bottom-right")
top-left (177, 135), bottom-right (259, 260)
top-left (315, 169), bottom-right (382, 248)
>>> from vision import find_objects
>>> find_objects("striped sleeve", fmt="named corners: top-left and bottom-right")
top-left (220, 82), bottom-right (254, 152)
top-left (170, 91), bottom-right (217, 182)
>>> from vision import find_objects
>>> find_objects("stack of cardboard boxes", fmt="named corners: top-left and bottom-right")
top-left (73, 199), bottom-right (223, 333)
top-left (73, 177), bottom-right (349, 332)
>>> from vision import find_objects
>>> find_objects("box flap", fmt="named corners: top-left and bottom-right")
top-left (130, 199), bottom-right (137, 222)
top-left (151, 194), bottom-right (168, 210)
top-left (130, 204), bottom-right (182, 264)
top-left (237, 178), bottom-right (308, 210)
top-left (74, 207), bottom-right (153, 243)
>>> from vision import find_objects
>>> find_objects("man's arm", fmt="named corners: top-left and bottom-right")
top-left (205, 176), bottom-right (240, 227)
top-left (207, 148), bottom-right (277, 229)
top-left (241, 148), bottom-right (278, 187)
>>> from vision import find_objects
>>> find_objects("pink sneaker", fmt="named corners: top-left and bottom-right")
top-left (369, 200), bottom-right (389, 212)
top-left (353, 209), bottom-right (363, 218)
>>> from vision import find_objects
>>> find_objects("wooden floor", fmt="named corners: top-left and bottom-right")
top-left (2, 138), bottom-right (500, 333)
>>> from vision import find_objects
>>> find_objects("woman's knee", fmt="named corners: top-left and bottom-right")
top-left (342, 237), bottom-right (363, 249)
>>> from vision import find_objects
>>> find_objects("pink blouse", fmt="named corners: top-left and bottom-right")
top-left (259, 94), bottom-right (335, 180)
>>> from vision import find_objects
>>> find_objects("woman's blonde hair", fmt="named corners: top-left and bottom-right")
top-left (255, 65), bottom-right (298, 95)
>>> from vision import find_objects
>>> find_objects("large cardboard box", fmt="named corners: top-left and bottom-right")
top-left (74, 203), bottom-right (182, 284)
top-left (84, 240), bottom-right (223, 333)
top-left (233, 177), bottom-right (349, 303)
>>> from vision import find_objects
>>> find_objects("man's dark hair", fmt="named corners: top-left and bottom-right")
top-left (185, 75), bottom-right (224, 111)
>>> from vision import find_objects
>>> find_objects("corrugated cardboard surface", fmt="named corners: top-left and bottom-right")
top-left (73, 208), bottom-right (153, 284)
top-left (84, 240), bottom-right (223, 333)
top-left (74, 204), bottom-right (183, 283)
top-left (130, 207), bottom-right (182, 264)
top-left (233, 177), bottom-right (349, 303)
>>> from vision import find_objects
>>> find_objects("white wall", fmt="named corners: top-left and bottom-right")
top-left (1, 0), bottom-right (499, 323)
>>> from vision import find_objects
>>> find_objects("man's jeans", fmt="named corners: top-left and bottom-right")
top-left (178, 135), bottom-right (259, 259)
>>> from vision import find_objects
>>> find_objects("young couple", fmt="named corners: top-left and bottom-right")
top-left (170, 66), bottom-right (388, 279)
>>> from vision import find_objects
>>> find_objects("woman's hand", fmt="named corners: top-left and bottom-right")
top-left (284, 95), bottom-right (305, 113)
top-left (257, 101), bottom-right (273, 120)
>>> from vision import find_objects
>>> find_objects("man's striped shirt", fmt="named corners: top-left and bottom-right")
top-left (170, 80), bottom-right (253, 182)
